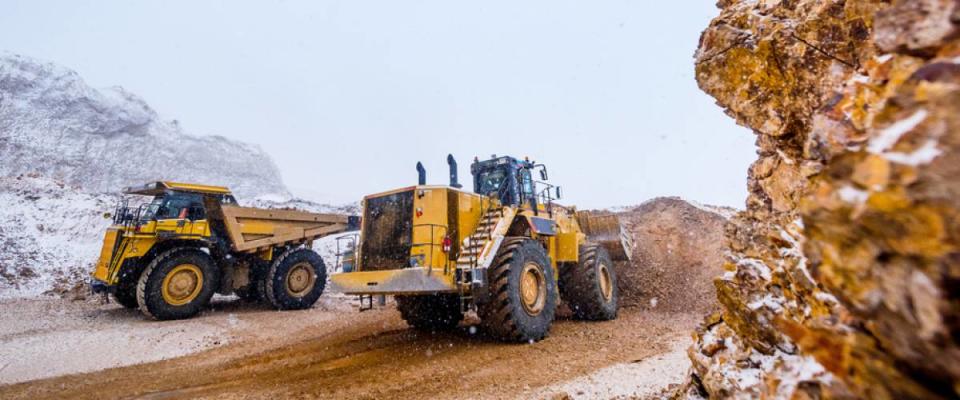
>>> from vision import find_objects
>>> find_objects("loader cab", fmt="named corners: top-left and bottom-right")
top-left (470, 156), bottom-right (539, 207)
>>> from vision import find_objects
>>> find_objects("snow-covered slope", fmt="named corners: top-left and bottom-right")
top-left (0, 175), bottom-right (116, 298)
top-left (0, 53), bottom-right (287, 199)
top-left (0, 54), bottom-right (358, 298)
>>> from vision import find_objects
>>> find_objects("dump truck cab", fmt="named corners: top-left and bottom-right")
top-left (330, 155), bottom-right (630, 342)
top-left (91, 182), bottom-right (233, 292)
top-left (91, 181), bottom-right (357, 320)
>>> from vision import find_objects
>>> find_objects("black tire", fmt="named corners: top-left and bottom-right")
top-left (234, 284), bottom-right (260, 302)
top-left (113, 286), bottom-right (139, 309)
top-left (478, 237), bottom-right (557, 342)
top-left (136, 248), bottom-right (219, 320)
top-left (264, 248), bottom-right (326, 310)
top-left (560, 245), bottom-right (618, 321)
top-left (113, 261), bottom-right (141, 309)
top-left (234, 258), bottom-right (267, 302)
top-left (396, 294), bottom-right (464, 332)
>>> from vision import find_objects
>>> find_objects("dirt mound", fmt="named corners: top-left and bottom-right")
top-left (611, 197), bottom-right (731, 314)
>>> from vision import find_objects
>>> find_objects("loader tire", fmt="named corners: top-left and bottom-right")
top-left (136, 248), bottom-right (219, 320)
top-left (396, 294), bottom-right (464, 332)
top-left (264, 248), bottom-right (326, 310)
top-left (478, 237), bottom-right (557, 342)
top-left (560, 245), bottom-right (618, 321)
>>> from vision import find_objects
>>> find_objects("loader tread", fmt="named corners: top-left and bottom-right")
top-left (396, 294), bottom-right (463, 332)
top-left (478, 237), bottom-right (557, 342)
top-left (560, 245), bottom-right (618, 321)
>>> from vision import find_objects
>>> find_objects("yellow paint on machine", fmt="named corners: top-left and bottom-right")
top-left (93, 227), bottom-right (121, 282)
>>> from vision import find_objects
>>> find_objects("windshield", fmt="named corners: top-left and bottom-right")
top-left (138, 192), bottom-right (206, 221)
top-left (139, 196), bottom-right (164, 221)
top-left (476, 168), bottom-right (507, 195)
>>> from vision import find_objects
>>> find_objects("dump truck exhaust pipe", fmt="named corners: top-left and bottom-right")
top-left (416, 162), bottom-right (426, 185)
top-left (447, 154), bottom-right (462, 189)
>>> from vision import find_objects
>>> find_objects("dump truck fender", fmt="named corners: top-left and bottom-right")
top-left (140, 239), bottom-right (210, 267)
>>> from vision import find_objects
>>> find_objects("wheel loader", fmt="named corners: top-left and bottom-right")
top-left (90, 181), bottom-right (359, 320)
top-left (329, 155), bottom-right (631, 342)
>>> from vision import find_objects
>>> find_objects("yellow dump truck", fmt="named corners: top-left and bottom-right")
top-left (91, 181), bottom-right (359, 320)
top-left (330, 155), bottom-right (630, 342)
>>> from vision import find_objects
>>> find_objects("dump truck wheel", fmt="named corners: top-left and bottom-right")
top-left (264, 248), bottom-right (326, 310)
top-left (396, 294), bottom-right (464, 332)
top-left (113, 260), bottom-right (141, 308)
top-left (113, 285), bottom-right (139, 309)
top-left (478, 237), bottom-right (557, 342)
top-left (235, 258), bottom-right (267, 302)
top-left (560, 245), bottom-right (618, 321)
top-left (136, 248), bottom-right (219, 320)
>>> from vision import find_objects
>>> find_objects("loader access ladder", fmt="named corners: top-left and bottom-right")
top-left (455, 204), bottom-right (515, 312)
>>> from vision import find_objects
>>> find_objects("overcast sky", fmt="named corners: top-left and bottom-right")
top-left (1, 1), bottom-right (755, 209)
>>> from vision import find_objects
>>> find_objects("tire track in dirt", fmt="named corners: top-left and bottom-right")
top-left (0, 307), bottom-right (699, 400)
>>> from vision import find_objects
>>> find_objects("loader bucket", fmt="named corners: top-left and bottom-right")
top-left (576, 211), bottom-right (633, 261)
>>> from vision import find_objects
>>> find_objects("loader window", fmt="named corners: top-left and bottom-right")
top-left (520, 169), bottom-right (534, 202)
top-left (476, 168), bottom-right (507, 195)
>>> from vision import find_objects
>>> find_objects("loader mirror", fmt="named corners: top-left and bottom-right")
top-left (103, 212), bottom-right (113, 220)
top-left (555, 187), bottom-right (562, 200)
top-left (539, 166), bottom-right (548, 181)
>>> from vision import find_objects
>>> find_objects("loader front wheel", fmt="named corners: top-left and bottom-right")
top-left (396, 294), bottom-right (464, 332)
top-left (264, 248), bottom-right (326, 310)
top-left (136, 248), bottom-right (219, 320)
top-left (560, 245), bottom-right (618, 321)
top-left (478, 238), bottom-right (557, 342)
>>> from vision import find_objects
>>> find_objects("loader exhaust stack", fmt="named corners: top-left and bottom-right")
top-left (447, 154), bottom-right (462, 189)
top-left (416, 162), bottom-right (426, 185)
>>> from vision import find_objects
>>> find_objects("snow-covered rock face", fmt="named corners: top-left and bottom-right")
top-left (0, 53), bottom-right (314, 298)
top-left (0, 53), bottom-right (288, 199)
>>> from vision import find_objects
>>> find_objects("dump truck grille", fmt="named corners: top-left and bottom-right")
top-left (360, 190), bottom-right (414, 271)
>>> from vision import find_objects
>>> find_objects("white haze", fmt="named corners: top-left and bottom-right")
top-left (0, 1), bottom-right (755, 209)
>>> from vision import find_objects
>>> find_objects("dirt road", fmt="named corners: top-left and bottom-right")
top-left (0, 297), bottom-right (697, 400)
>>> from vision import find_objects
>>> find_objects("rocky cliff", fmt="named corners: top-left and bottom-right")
top-left (685, 0), bottom-right (960, 398)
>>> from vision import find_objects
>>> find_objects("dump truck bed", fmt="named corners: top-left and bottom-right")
top-left (216, 206), bottom-right (356, 253)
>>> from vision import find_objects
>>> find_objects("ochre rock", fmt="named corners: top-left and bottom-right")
top-left (683, 0), bottom-right (960, 398)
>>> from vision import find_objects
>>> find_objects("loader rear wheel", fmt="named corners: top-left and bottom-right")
top-left (136, 248), bottom-right (218, 320)
top-left (560, 245), bottom-right (618, 321)
top-left (478, 238), bottom-right (557, 342)
top-left (264, 248), bottom-right (326, 310)
top-left (396, 294), bottom-right (464, 332)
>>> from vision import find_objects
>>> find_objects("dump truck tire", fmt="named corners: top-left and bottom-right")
top-left (560, 245), bottom-right (618, 321)
top-left (136, 248), bottom-right (219, 320)
top-left (396, 294), bottom-right (463, 332)
top-left (478, 237), bottom-right (557, 342)
top-left (264, 248), bottom-right (326, 310)
top-left (234, 258), bottom-right (267, 302)
top-left (113, 287), bottom-right (139, 309)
